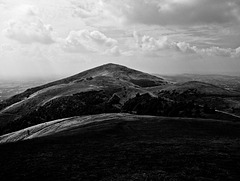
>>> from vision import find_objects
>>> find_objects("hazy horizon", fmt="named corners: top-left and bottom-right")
top-left (0, 0), bottom-right (240, 80)
top-left (1, 62), bottom-right (240, 83)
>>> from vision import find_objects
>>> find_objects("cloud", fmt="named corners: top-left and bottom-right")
top-left (71, 0), bottom-right (124, 27)
top-left (103, 46), bottom-right (120, 56)
top-left (73, 0), bottom-right (240, 26)
top-left (2, 5), bottom-right (55, 44)
top-left (0, 44), bottom-right (14, 52)
top-left (236, 47), bottom-right (240, 55)
top-left (127, 0), bottom-right (240, 26)
top-left (72, 0), bottom-right (102, 19)
top-left (62, 29), bottom-right (120, 55)
top-left (0, 1), bottom-right (5, 7)
top-left (133, 31), bottom-right (240, 58)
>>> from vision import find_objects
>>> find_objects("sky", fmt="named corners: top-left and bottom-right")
top-left (0, 0), bottom-right (240, 80)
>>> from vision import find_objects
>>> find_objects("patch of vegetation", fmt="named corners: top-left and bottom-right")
top-left (122, 90), bottom-right (206, 118)
top-left (130, 79), bottom-right (161, 87)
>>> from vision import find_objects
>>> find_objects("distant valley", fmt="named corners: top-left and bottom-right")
top-left (0, 80), bottom-right (51, 102)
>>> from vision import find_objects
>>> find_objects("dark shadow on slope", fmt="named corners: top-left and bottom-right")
top-left (0, 116), bottom-right (240, 181)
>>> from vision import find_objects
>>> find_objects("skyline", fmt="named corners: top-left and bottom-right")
top-left (0, 0), bottom-right (240, 80)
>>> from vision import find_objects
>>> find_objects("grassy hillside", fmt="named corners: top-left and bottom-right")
top-left (157, 81), bottom-right (240, 114)
top-left (1, 64), bottom-right (240, 136)
top-left (0, 64), bottom-right (167, 135)
top-left (0, 63), bottom-right (166, 112)
top-left (161, 81), bottom-right (240, 96)
top-left (0, 114), bottom-right (240, 180)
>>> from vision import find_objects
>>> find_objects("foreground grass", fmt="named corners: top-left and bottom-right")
top-left (0, 116), bottom-right (240, 181)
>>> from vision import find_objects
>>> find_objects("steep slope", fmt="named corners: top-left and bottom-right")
top-left (0, 63), bottom-right (168, 135)
top-left (0, 63), bottom-right (166, 111)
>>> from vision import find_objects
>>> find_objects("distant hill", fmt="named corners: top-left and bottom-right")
top-left (0, 63), bottom-right (168, 135)
top-left (161, 81), bottom-right (240, 96)
top-left (0, 63), bottom-right (167, 111)
top-left (1, 63), bottom-right (240, 136)
top-left (157, 74), bottom-right (240, 93)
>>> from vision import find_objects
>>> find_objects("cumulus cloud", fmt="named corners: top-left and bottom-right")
top-left (133, 31), bottom-right (240, 58)
top-left (71, 0), bottom-right (124, 26)
top-left (72, 0), bottom-right (102, 18)
top-left (62, 29), bottom-right (121, 55)
top-left (104, 46), bottom-right (121, 56)
top-left (2, 5), bottom-right (55, 44)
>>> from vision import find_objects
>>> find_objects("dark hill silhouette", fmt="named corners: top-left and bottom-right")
top-left (0, 113), bottom-right (240, 180)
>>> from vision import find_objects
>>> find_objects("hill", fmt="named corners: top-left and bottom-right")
top-left (0, 113), bottom-right (147, 143)
top-left (158, 74), bottom-right (240, 92)
top-left (0, 63), bottom-right (167, 111)
top-left (0, 113), bottom-right (240, 180)
top-left (161, 81), bottom-right (240, 96)
top-left (0, 63), bottom-right (168, 135)
top-left (1, 63), bottom-right (240, 136)
top-left (157, 81), bottom-right (240, 114)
